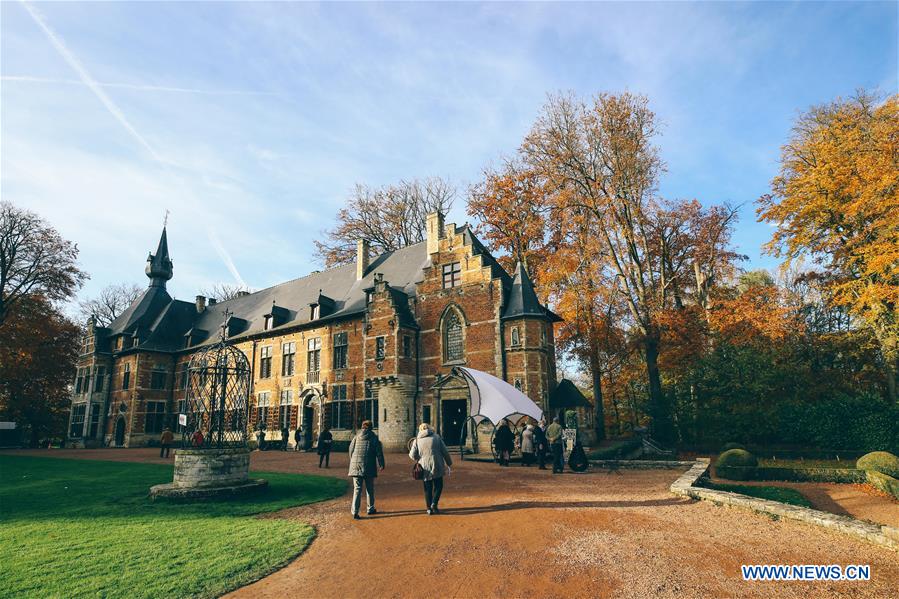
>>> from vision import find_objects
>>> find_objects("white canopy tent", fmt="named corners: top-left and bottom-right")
top-left (456, 367), bottom-right (543, 426)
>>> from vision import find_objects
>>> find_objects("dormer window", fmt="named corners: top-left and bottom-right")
top-left (264, 315), bottom-right (274, 330)
top-left (311, 304), bottom-right (320, 320)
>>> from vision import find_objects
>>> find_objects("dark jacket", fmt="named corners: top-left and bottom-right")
top-left (493, 424), bottom-right (514, 452)
top-left (533, 425), bottom-right (547, 448)
top-left (347, 429), bottom-right (384, 478)
top-left (317, 430), bottom-right (333, 454)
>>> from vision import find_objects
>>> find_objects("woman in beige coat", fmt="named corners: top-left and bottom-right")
top-left (409, 423), bottom-right (453, 515)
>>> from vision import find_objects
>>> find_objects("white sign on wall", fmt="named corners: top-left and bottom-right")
top-left (178, 414), bottom-right (187, 426)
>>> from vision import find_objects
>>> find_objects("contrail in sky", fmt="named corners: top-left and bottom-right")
top-left (20, 1), bottom-right (165, 163)
top-left (2, 75), bottom-right (277, 96)
top-left (19, 0), bottom-right (247, 287)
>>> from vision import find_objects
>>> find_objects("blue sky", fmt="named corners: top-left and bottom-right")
top-left (2, 1), bottom-right (896, 308)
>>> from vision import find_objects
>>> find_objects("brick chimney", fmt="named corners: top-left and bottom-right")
top-left (426, 211), bottom-right (445, 255)
top-left (195, 295), bottom-right (206, 313)
top-left (356, 239), bottom-right (370, 280)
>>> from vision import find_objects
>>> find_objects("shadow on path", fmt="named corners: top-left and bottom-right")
top-left (363, 497), bottom-right (693, 519)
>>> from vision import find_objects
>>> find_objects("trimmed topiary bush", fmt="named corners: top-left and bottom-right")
top-left (720, 442), bottom-right (746, 452)
top-left (856, 451), bottom-right (899, 478)
top-left (716, 448), bottom-right (758, 468)
top-left (715, 449), bottom-right (758, 481)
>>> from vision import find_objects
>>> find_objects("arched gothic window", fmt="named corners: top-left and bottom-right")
top-left (443, 310), bottom-right (464, 363)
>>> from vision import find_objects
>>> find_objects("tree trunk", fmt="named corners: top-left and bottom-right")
top-left (887, 355), bottom-right (897, 404)
top-left (589, 349), bottom-right (605, 442)
top-left (643, 335), bottom-right (671, 444)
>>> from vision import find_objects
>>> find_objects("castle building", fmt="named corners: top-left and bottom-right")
top-left (67, 213), bottom-right (565, 451)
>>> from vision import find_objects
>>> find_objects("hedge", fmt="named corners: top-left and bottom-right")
top-left (716, 465), bottom-right (867, 484)
top-left (865, 470), bottom-right (899, 500)
top-left (587, 437), bottom-right (642, 460)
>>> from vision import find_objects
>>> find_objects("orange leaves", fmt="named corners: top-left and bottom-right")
top-left (757, 92), bottom-right (898, 361)
top-left (708, 285), bottom-right (799, 346)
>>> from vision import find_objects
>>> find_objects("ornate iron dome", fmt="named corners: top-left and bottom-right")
top-left (181, 310), bottom-right (251, 448)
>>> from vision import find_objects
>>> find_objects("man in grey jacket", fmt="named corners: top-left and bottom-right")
top-left (348, 420), bottom-right (385, 519)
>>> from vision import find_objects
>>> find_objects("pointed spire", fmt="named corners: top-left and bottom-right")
top-left (145, 226), bottom-right (173, 287)
top-left (502, 261), bottom-right (545, 320)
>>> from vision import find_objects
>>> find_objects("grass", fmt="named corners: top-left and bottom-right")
top-left (0, 455), bottom-right (346, 599)
top-left (707, 482), bottom-right (813, 507)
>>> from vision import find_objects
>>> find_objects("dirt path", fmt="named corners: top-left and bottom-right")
top-left (7, 448), bottom-right (898, 597)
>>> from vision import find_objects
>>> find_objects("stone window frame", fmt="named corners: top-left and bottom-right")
top-left (257, 391), bottom-right (271, 429)
top-left (260, 345), bottom-right (273, 379)
top-left (439, 304), bottom-right (467, 365)
top-left (375, 336), bottom-right (386, 361)
top-left (149, 367), bottom-right (166, 390)
top-left (328, 384), bottom-right (351, 430)
top-left (145, 401), bottom-right (166, 434)
top-left (402, 334), bottom-right (412, 358)
top-left (70, 403), bottom-right (87, 437)
top-left (514, 378), bottom-right (523, 391)
top-left (333, 332), bottom-right (349, 369)
top-left (442, 261), bottom-right (462, 289)
top-left (510, 326), bottom-right (520, 347)
top-left (281, 341), bottom-right (296, 377)
top-left (122, 363), bottom-right (131, 390)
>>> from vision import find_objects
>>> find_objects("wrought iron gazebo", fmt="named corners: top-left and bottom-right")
top-left (181, 312), bottom-right (251, 449)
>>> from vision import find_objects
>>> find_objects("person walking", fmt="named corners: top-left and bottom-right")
top-left (293, 425), bottom-right (303, 452)
top-left (409, 423), bottom-right (453, 515)
top-left (493, 419), bottom-right (514, 466)
top-left (318, 427), bottom-right (333, 468)
top-left (281, 425), bottom-right (290, 451)
top-left (520, 424), bottom-right (535, 467)
top-left (159, 427), bottom-right (174, 458)
top-left (347, 420), bottom-right (384, 519)
top-left (546, 417), bottom-right (564, 473)
top-left (534, 419), bottom-right (548, 470)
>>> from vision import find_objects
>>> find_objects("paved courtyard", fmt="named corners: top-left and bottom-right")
top-left (10, 448), bottom-right (899, 598)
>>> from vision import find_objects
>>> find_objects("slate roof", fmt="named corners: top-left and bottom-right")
top-left (105, 225), bottom-right (560, 354)
top-left (502, 262), bottom-right (563, 322)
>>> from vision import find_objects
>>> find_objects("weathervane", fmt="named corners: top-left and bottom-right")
top-left (163, 209), bottom-right (170, 228)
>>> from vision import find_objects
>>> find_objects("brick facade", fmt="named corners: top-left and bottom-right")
top-left (68, 215), bottom-right (561, 450)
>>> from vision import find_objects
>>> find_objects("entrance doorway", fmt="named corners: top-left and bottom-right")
top-left (441, 399), bottom-right (466, 445)
top-left (114, 417), bottom-right (126, 447)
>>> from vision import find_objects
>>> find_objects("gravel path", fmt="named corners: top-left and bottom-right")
top-left (8, 448), bottom-right (898, 597)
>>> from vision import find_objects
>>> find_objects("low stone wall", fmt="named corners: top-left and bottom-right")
top-left (173, 448), bottom-right (250, 488)
top-left (670, 459), bottom-right (899, 551)
top-left (590, 459), bottom-right (696, 470)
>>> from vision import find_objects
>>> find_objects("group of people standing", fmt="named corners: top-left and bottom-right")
top-left (493, 417), bottom-right (566, 473)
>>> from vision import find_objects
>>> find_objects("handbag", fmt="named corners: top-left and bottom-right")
top-left (411, 439), bottom-right (424, 480)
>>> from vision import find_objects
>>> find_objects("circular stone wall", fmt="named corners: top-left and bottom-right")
top-left (173, 447), bottom-right (251, 488)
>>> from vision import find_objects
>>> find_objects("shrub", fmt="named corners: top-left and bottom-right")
top-left (865, 471), bottom-right (899, 500)
top-left (587, 437), bottom-right (642, 460)
top-left (721, 442), bottom-right (746, 452)
top-left (715, 448), bottom-right (757, 468)
top-left (247, 440), bottom-right (258, 451)
top-left (856, 451), bottom-right (899, 478)
top-left (715, 449), bottom-right (758, 481)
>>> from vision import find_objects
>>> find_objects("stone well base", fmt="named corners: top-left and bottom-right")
top-left (149, 446), bottom-right (268, 501)
top-left (149, 478), bottom-right (268, 501)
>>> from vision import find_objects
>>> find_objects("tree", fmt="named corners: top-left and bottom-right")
top-left (757, 91), bottom-right (899, 400)
top-left (77, 282), bottom-right (143, 327)
top-left (0, 295), bottom-right (80, 446)
top-left (315, 177), bottom-right (455, 266)
top-left (198, 283), bottom-right (251, 302)
top-left (467, 161), bottom-right (551, 275)
top-left (521, 91), bottom-right (676, 442)
top-left (0, 201), bottom-right (87, 327)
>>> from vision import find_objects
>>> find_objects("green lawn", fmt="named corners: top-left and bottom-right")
top-left (708, 482), bottom-right (813, 507)
top-left (0, 455), bottom-right (346, 599)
